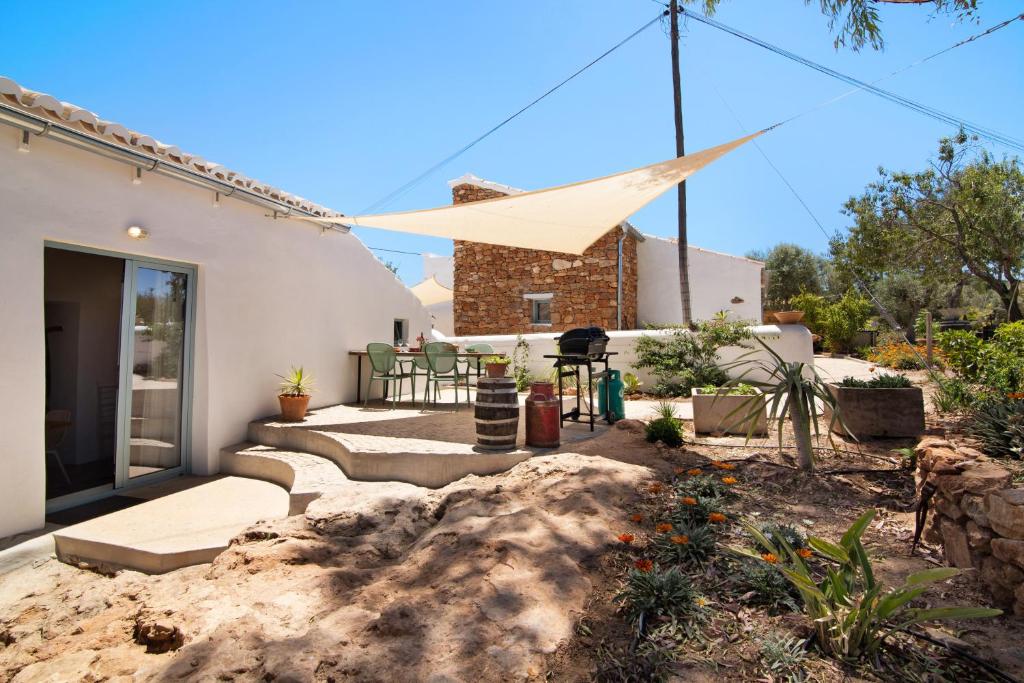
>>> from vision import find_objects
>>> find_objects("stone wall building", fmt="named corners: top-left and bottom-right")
top-left (450, 176), bottom-right (640, 336)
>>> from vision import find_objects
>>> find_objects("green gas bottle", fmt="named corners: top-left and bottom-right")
top-left (598, 369), bottom-right (625, 422)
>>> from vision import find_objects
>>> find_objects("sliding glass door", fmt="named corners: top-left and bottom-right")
top-left (115, 260), bottom-right (195, 488)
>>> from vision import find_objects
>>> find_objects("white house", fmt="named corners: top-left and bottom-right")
top-left (0, 76), bottom-right (430, 539)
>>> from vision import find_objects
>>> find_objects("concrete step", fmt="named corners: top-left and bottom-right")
top-left (52, 476), bottom-right (289, 574)
top-left (220, 442), bottom-right (350, 515)
top-left (246, 403), bottom-right (538, 489)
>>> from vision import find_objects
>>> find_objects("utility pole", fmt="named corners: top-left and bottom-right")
top-left (669, 0), bottom-right (692, 324)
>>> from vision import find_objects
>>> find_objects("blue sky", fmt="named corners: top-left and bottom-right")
top-left (2, 1), bottom-right (1021, 284)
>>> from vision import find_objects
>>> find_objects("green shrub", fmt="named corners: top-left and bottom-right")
top-left (967, 396), bottom-right (1024, 459)
top-left (675, 474), bottom-right (737, 502)
top-left (788, 290), bottom-right (826, 334)
top-left (651, 523), bottom-right (716, 567)
top-left (622, 371), bottom-right (643, 395)
top-left (932, 377), bottom-right (975, 414)
top-left (699, 382), bottom-right (758, 396)
top-left (936, 329), bottom-right (984, 380)
top-left (511, 335), bottom-right (532, 391)
top-left (758, 633), bottom-right (808, 683)
top-left (818, 290), bottom-right (873, 353)
top-left (730, 510), bottom-right (1002, 660)
top-left (613, 565), bottom-right (706, 625)
top-left (759, 522), bottom-right (807, 551)
top-left (938, 322), bottom-right (1024, 394)
top-left (645, 417), bottom-right (684, 447)
top-left (838, 374), bottom-right (912, 389)
top-left (633, 320), bottom-right (752, 397)
top-left (735, 559), bottom-right (802, 613)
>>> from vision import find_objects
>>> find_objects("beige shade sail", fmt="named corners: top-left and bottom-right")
top-left (409, 275), bottom-right (454, 306)
top-left (331, 131), bottom-right (762, 254)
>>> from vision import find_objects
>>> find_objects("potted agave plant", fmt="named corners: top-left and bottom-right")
top-left (277, 366), bottom-right (313, 422)
top-left (483, 355), bottom-right (511, 379)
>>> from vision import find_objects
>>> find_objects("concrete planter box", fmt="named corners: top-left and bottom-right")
top-left (692, 388), bottom-right (767, 435)
top-left (825, 385), bottom-right (925, 439)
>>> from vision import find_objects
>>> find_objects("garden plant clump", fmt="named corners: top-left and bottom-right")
top-left (633, 319), bottom-right (752, 397)
top-left (645, 402), bottom-right (684, 447)
top-left (837, 374), bottom-right (913, 389)
top-left (932, 322), bottom-right (1024, 458)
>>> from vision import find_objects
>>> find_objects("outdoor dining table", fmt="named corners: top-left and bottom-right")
top-left (348, 349), bottom-right (506, 403)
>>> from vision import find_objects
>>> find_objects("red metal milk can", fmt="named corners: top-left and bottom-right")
top-left (525, 381), bottom-right (560, 448)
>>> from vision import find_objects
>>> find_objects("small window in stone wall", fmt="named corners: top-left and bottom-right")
top-left (531, 299), bottom-right (551, 325)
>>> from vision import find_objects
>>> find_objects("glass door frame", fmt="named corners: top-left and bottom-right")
top-left (114, 257), bottom-right (197, 489)
top-left (42, 241), bottom-right (197, 505)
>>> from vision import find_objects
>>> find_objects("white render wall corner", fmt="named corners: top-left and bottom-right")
top-left (0, 129), bottom-right (430, 538)
top-left (638, 235), bottom-right (763, 325)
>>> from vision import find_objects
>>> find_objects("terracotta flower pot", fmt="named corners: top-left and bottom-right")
top-left (278, 394), bottom-right (311, 422)
top-left (485, 363), bottom-right (508, 378)
top-left (773, 310), bottom-right (805, 324)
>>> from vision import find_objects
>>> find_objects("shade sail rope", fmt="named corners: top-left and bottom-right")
top-left (358, 10), bottom-right (669, 215)
top-left (678, 7), bottom-right (1024, 153)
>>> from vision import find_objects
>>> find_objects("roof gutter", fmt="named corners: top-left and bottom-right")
top-left (0, 102), bottom-right (349, 231)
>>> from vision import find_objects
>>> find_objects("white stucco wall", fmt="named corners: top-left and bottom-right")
top-left (422, 253), bottom-right (454, 289)
top-left (437, 325), bottom-right (813, 387)
top-left (427, 301), bottom-right (454, 336)
top-left (638, 235), bottom-right (763, 325)
top-left (0, 129), bottom-right (430, 538)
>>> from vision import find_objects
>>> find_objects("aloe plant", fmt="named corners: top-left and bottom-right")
top-left (730, 509), bottom-right (1001, 660)
top-left (277, 366), bottom-right (313, 397)
top-left (724, 340), bottom-right (843, 471)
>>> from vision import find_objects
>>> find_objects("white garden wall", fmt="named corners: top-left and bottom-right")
top-left (638, 235), bottom-right (763, 324)
top-left (436, 324), bottom-right (813, 387)
top-left (0, 129), bottom-right (430, 538)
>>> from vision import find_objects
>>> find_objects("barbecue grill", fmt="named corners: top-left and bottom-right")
top-left (544, 327), bottom-right (617, 431)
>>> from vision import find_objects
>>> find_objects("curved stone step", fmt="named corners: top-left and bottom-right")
top-left (246, 404), bottom-right (537, 489)
top-left (220, 443), bottom-right (349, 515)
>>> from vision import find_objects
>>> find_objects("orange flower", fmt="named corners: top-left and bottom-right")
top-left (655, 522), bottom-right (673, 533)
top-left (761, 553), bottom-right (779, 564)
top-left (1009, 392), bottom-right (1024, 400)
top-left (648, 483), bottom-right (664, 494)
top-left (630, 513), bottom-right (644, 524)
top-left (718, 462), bottom-right (737, 471)
top-left (709, 460), bottom-right (724, 469)
top-left (634, 559), bottom-right (654, 573)
top-left (797, 548), bottom-right (813, 559)
top-left (708, 512), bottom-right (727, 524)
top-left (617, 533), bottom-right (635, 544)
top-left (721, 476), bottom-right (738, 485)
top-left (687, 468), bottom-right (702, 476)
top-left (681, 497), bottom-right (698, 506)
top-left (670, 534), bottom-right (689, 545)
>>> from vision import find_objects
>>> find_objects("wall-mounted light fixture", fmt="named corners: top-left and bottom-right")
top-left (213, 191), bottom-right (221, 208)
top-left (18, 130), bottom-right (30, 153)
top-left (731, 296), bottom-right (745, 304)
top-left (132, 167), bottom-right (143, 185)
top-left (126, 226), bottom-right (149, 239)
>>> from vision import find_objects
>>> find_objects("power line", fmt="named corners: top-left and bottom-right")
top-left (367, 246), bottom-right (422, 256)
top-left (679, 8), bottom-right (1024, 153)
top-left (358, 10), bottom-right (668, 214)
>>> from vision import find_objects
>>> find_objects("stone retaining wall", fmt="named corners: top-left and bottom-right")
top-left (916, 436), bottom-right (1024, 615)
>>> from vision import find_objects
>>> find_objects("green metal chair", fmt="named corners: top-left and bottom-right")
top-left (423, 341), bottom-right (465, 408)
top-left (458, 342), bottom-right (494, 397)
top-left (365, 342), bottom-right (415, 408)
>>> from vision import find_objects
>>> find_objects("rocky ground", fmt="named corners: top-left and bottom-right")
top-left (2, 377), bottom-right (1023, 681)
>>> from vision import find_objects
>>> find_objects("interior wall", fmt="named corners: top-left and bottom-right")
top-left (43, 248), bottom-right (123, 467)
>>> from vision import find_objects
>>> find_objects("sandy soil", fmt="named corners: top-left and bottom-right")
top-left (0, 445), bottom-right (653, 682)
top-left (2, 371), bottom-right (1022, 681)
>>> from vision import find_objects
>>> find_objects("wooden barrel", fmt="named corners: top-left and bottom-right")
top-left (475, 377), bottom-right (519, 451)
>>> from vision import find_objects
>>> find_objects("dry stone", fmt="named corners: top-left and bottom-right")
top-left (992, 538), bottom-right (1024, 569)
top-left (961, 494), bottom-right (990, 528)
top-left (935, 496), bottom-right (966, 522)
top-left (984, 489), bottom-right (1024, 540)
top-left (966, 520), bottom-right (994, 554)
top-left (940, 518), bottom-right (973, 568)
top-left (981, 556), bottom-right (1018, 605)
